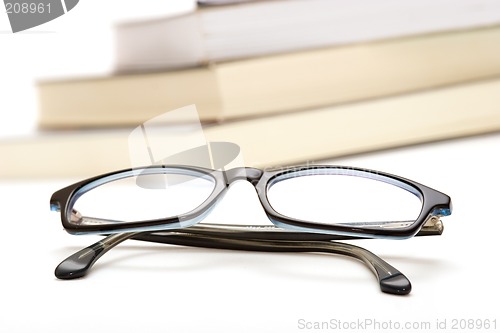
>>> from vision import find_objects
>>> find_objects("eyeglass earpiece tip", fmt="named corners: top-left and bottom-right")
top-left (380, 273), bottom-right (412, 295)
top-left (55, 248), bottom-right (98, 280)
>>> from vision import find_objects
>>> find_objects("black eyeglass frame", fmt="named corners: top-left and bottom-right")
top-left (50, 165), bottom-right (452, 239)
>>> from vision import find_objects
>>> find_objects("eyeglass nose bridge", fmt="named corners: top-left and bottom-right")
top-left (223, 167), bottom-right (263, 186)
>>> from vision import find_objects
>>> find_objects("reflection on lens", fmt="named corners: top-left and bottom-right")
top-left (69, 169), bottom-right (216, 226)
top-left (267, 172), bottom-right (422, 229)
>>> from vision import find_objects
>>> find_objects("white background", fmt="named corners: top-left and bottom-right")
top-left (1, 1), bottom-right (499, 332)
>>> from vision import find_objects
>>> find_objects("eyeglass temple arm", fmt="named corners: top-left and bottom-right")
top-left (134, 232), bottom-right (412, 295)
top-left (141, 219), bottom-right (443, 240)
top-left (53, 223), bottom-right (435, 295)
top-left (54, 221), bottom-right (441, 282)
top-left (71, 211), bottom-right (444, 236)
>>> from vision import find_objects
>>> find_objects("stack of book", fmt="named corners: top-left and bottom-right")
top-left (2, 0), bottom-right (500, 178)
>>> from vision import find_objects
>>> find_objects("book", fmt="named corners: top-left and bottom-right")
top-left (5, 78), bottom-right (500, 178)
top-left (39, 26), bottom-right (500, 129)
top-left (114, 0), bottom-right (500, 72)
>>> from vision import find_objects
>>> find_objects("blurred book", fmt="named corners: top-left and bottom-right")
top-left (39, 26), bottom-right (500, 129)
top-left (114, 0), bottom-right (500, 72)
top-left (5, 78), bottom-right (500, 178)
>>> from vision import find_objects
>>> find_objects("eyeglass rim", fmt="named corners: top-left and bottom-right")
top-left (50, 165), bottom-right (452, 238)
top-left (258, 165), bottom-right (451, 239)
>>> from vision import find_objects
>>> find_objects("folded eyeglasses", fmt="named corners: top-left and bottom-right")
top-left (51, 164), bottom-right (452, 295)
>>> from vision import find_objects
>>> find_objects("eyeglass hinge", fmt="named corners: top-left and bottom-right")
top-left (420, 216), bottom-right (444, 235)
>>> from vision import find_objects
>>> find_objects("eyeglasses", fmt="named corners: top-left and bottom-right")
top-left (50, 165), bottom-right (452, 295)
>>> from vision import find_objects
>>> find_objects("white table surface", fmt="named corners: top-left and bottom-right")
top-left (1, 132), bottom-right (499, 333)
